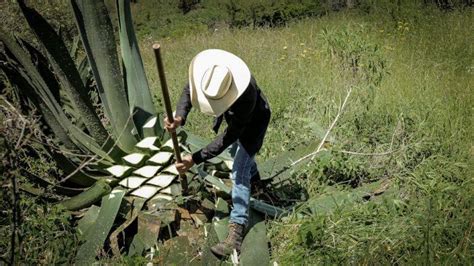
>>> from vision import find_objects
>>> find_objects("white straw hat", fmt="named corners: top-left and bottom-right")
top-left (189, 49), bottom-right (251, 117)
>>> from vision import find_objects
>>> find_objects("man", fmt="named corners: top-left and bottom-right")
top-left (164, 49), bottom-right (271, 257)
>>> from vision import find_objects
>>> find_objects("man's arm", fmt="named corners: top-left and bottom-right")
top-left (175, 83), bottom-right (192, 125)
top-left (191, 86), bottom-right (257, 165)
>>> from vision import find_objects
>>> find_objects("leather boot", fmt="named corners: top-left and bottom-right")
top-left (210, 222), bottom-right (245, 257)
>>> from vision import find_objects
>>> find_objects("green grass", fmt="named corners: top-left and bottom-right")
top-left (139, 6), bottom-right (473, 264)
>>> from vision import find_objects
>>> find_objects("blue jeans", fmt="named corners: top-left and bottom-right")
top-left (229, 141), bottom-right (258, 226)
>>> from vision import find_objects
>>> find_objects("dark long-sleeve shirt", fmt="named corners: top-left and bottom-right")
top-left (175, 76), bottom-right (271, 164)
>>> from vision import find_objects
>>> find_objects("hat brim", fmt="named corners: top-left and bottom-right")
top-left (189, 49), bottom-right (251, 116)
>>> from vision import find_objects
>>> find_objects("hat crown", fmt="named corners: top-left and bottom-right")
top-left (201, 65), bottom-right (233, 100)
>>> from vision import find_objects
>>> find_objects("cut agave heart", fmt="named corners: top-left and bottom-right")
top-left (106, 165), bottom-right (132, 178)
top-left (136, 137), bottom-right (160, 151)
top-left (162, 164), bottom-right (179, 175)
top-left (147, 174), bottom-right (176, 188)
top-left (130, 185), bottom-right (160, 199)
top-left (133, 165), bottom-right (162, 178)
top-left (150, 193), bottom-right (173, 201)
top-left (148, 151), bottom-right (173, 165)
top-left (159, 183), bottom-right (181, 196)
top-left (122, 153), bottom-right (147, 166)
top-left (119, 176), bottom-right (147, 189)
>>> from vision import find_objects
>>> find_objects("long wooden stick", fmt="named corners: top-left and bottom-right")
top-left (152, 43), bottom-right (188, 194)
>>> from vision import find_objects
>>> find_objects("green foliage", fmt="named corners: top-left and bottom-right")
top-left (137, 2), bottom-right (472, 264)
top-left (0, 198), bottom-right (79, 265)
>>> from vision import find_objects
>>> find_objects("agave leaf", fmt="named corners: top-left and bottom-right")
top-left (128, 211), bottom-right (163, 256)
top-left (60, 179), bottom-right (112, 211)
top-left (50, 151), bottom-right (101, 186)
top-left (109, 197), bottom-right (146, 256)
top-left (240, 221), bottom-right (270, 266)
top-left (212, 217), bottom-right (230, 242)
top-left (306, 179), bottom-right (392, 215)
top-left (77, 55), bottom-right (91, 85)
top-left (0, 61), bottom-right (76, 149)
top-left (71, 0), bottom-right (138, 152)
top-left (249, 198), bottom-right (287, 218)
top-left (197, 167), bottom-right (231, 194)
top-left (259, 140), bottom-right (320, 181)
top-left (0, 30), bottom-right (116, 162)
top-left (18, 0), bottom-right (109, 145)
top-left (77, 205), bottom-right (100, 238)
top-left (215, 197), bottom-right (229, 217)
top-left (116, 0), bottom-right (157, 138)
top-left (75, 188), bottom-right (126, 264)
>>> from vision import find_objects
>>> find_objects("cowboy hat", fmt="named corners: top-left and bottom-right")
top-left (189, 49), bottom-right (251, 117)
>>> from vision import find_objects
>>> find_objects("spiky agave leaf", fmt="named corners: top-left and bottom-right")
top-left (18, 0), bottom-right (109, 146)
top-left (0, 30), bottom-right (115, 162)
top-left (116, 0), bottom-right (158, 138)
top-left (71, 0), bottom-right (138, 153)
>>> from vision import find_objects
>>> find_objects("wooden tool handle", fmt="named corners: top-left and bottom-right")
top-left (153, 43), bottom-right (188, 193)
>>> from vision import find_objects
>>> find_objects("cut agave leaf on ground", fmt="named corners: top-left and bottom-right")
top-left (136, 136), bottom-right (160, 151)
top-left (119, 176), bottom-right (147, 189)
top-left (75, 188), bottom-right (126, 265)
top-left (160, 236), bottom-right (194, 265)
top-left (122, 153), bottom-right (147, 166)
top-left (306, 180), bottom-right (392, 215)
top-left (215, 197), bottom-right (229, 217)
top-left (162, 164), bottom-right (179, 175)
top-left (130, 185), bottom-right (160, 199)
top-left (150, 193), bottom-right (173, 202)
top-left (109, 197), bottom-right (146, 256)
top-left (197, 167), bottom-right (231, 194)
top-left (212, 217), bottom-right (229, 242)
top-left (159, 183), bottom-right (182, 196)
top-left (146, 174), bottom-right (176, 188)
top-left (106, 165), bottom-right (132, 178)
top-left (133, 165), bottom-right (162, 178)
top-left (250, 197), bottom-right (288, 218)
top-left (259, 141), bottom-right (320, 181)
top-left (148, 151), bottom-right (173, 165)
top-left (240, 221), bottom-right (270, 266)
top-left (128, 211), bottom-right (162, 257)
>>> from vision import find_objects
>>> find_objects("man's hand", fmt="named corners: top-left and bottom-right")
top-left (164, 116), bottom-right (183, 132)
top-left (176, 155), bottom-right (194, 174)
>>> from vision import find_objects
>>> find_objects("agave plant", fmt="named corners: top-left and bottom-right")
top-left (0, 0), bottom-right (285, 263)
